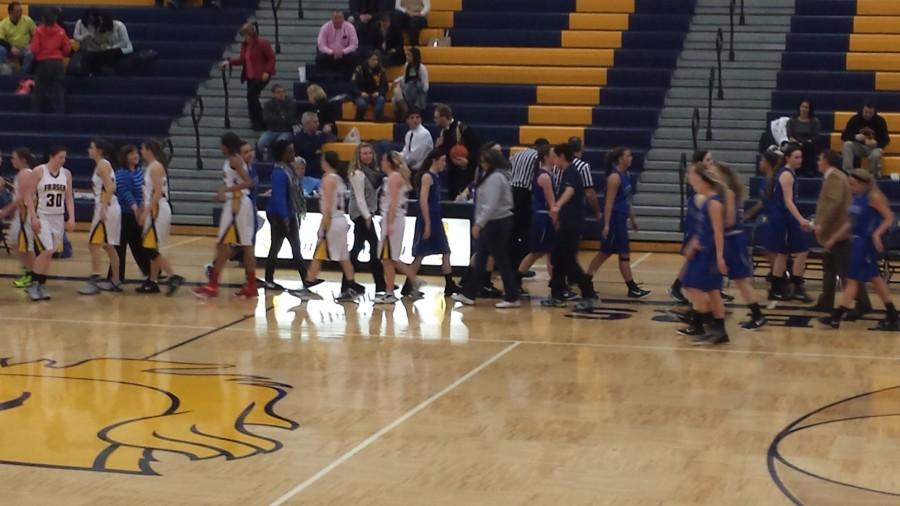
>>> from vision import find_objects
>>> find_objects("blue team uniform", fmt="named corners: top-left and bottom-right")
top-left (529, 168), bottom-right (556, 253)
top-left (682, 186), bottom-right (698, 252)
top-left (724, 198), bottom-right (753, 280)
top-left (848, 193), bottom-right (882, 281)
top-left (412, 171), bottom-right (451, 257)
top-left (601, 168), bottom-right (632, 255)
top-left (769, 167), bottom-right (808, 254)
top-left (683, 194), bottom-right (724, 292)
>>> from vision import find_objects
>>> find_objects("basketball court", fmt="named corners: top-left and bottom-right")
top-left (1, 233), bottom-right (898, 505)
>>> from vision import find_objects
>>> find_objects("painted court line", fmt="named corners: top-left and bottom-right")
top-left (0, 316), bottom-right (218, 330)
top-left (267, 341), bottom-right (522, 505)
top-left (630, 252), bottom-right (653, 269)
top-left (162, 236), bottom-right (206, 251)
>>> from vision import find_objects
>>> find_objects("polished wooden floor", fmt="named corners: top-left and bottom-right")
top-left (1, 233), bottom-right (898, 505)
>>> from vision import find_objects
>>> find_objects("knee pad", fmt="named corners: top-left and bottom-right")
top-left (146, 249), bottom-right (160, 260)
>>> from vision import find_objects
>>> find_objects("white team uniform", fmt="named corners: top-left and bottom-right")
top-left (8, 170), bottom-right (34, 254)
top-left (89, 162), bottom-right (121, 247)
top-left (216, 159), bottom-right (255, 247)
top-left (34, 165), bottom-right (68, 253)
top-left (378, 174), bottom-right (409, 262)
top-left (313, 173), bottom-right (350, 261)
top-left (142, 166), bottom-right (172, 251)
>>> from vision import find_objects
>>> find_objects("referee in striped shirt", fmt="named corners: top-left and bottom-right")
top-left (509, 138), bottom-right (550, 269)
top-left (568, 137), bottom-right (604, 225)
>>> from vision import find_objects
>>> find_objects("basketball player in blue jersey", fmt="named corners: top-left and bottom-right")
top-left (679, 165), bottom-right (729, 345)
top-left (586, 146), bottom-right (651, 298)
top-left (669, 150), bottom-right (713, 304)
top-left (819, 169), bottom-right (898, 330)
top-left (770, 145), bottom-right (813, 302)
top-left (516, 144), bottom-right (556, 297)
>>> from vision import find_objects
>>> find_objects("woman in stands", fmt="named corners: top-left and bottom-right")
top-left (786, 99), bottom-right (820, 177)
top-left (0, 148), bottom-right (36, 289)
top-left (409, 149), bottom-right (458, 296)
top-left (297, 151), bottom-right (358, 302)
top-left (392, 47), bottom-right (429, 122)
top-left (306, 84), bottom-right (336, 138)
top-left (25, 145), bottom-right (74, 301)
top-left (679, 165), bottom-right (729, 345)
top-left (80, 139), bottom-right (122, 295)
top-left (669, 150), bottom-right (714, 304)
top-left (115, 145), bottom-right (150, 281)
top-left (347, 142), bottom-right (386, 295)
top-left (374, 151), bottom-right (420, 304)
top-left (770, 144), bottom-right (812, 302)
top-left (587, 146), bottom-right (650, 299)
top-left (516, 144), bottom-right (556, 297)
top-left (711, 161), bottom-right (767, 330)
top-left (137, 139), bottom-right (184, 295)
top-left (352, 51), bottom-right (388, 121)
top-left (819, 169), bottom-right (898, 330)
top-left (30, 7), bottom-right (71, 113)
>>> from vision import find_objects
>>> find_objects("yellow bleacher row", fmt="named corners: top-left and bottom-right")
top-left (857, 0), bottom-right (900, 16)
top-left (428, 11), bottom-right (633, 31)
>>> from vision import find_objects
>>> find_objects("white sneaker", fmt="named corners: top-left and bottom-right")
top-left (451, 293), bottom-right (475, 305)
top-left (78, 281), bottom-right (100, 295)
top-left (374, 293), bottom-right (399, 304)
top-left (26, 284), bottom-right (42, 301)
top-left (495, 300), bottom-right (521, 309)
top-left (408, 290), bottom-right (425, 301)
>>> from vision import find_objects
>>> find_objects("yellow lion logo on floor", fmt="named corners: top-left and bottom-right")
top-left (0, 358), bottom-right (299, 475)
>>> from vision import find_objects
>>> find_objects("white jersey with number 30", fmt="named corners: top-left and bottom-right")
top-left (36, 165), bottom-right (68, 216)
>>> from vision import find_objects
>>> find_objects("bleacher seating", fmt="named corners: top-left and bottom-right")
top-left (0, 0), bottom-right (251, 221)
top-left (772, 0), bottom-right (900, 174)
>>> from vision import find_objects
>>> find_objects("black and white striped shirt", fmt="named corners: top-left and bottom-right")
top-left (573, 157), bottom-right (594, 190)
top-left (509, 148), bottom-right (538, 190)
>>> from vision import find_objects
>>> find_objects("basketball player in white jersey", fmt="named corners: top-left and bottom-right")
top-left (193, 132), bottom-right (257, 299)
top-left (24, 145), bottom-right (74, 301)
top-left (291, 151), bottom-right (359, 302)
top-left (79, 139), bottom-right (122, 295)
top-left (0, 147), bottom-right (36, 288)
top-left (137, 139), bottom-right (184, 295)
top-left (374, 151), bottom-right (420, 305)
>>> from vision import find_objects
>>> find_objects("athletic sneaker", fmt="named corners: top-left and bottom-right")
top-left (374, 293), bottom-right (400, 305)
top-left (540, 298), bottom-right (567, 308)
top-left (234, 285), bottom-right (258, 299)
top-left (677, 325), bottom-right (705, 337)
top-left (443, 281), bottom-right (460, 296)
top-left (167, 275), bottom-right (185, 296)
top-left (78, 279), bottom-right (100, 296)
top-left (335, 289), bottom-right (359, 303)
top-left (495, 300), bottom-right (520, 309)
top-left (191, 284), bottom-right (219, 299)
top-left (740, 316), bottom-right (768, 331)
top-left (303, 278), bottom-right (325, 289)
top-left (204, 263), bottom-right (213, 280)
top-left (479, 284), bottom-right (503, 299)
top-left (14, 273), bottom-right (31, 289)
top-left (261, 280), bottom-right (285, 291)
top-left (37, 284), bottom-right (51, 300)
top-left (627, 286), bottom-right (652, 299)
top-left (561, 290), bottom-right (579, 302)
top-left (26, 283), bottom-right (42, 301)
top-left (349, 281), bottom-right (366, 294)
top-left (720, 291), bottom-right (734, 303)
top-left (407, 290), bottom-right (425, 301)
top-left (521, 270), bottom-right (536, 279)
top-left (693, 330), bottom-right (730, 346)
top-left (519, 288), bottom-right (532, 300)
top-left (875, 318), bottom-right (900, 331)
top-left (136, 280), bottom-right (161, 294)
top-left (288, 287), bottom-right (317, 300)
top-left (817, 316), bottom-right (840, 329)
top-left (667, 285), bottom-right (687, 304)
top-left (574, 297), bottom-right (600, 312)
top-left (451, 293), bottom-right (475, 306)
top-left (95, 280), bottom-right (122, 292)
top-left (792, 286), bottom-right (813, 303)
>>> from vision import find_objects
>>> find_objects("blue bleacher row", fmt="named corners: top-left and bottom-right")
top-left (794, 0), bottom-right (870, 16)
top-left (449, 12), bottom-right (692, 32)
top-left (446, 30), bottom-right (685, 51)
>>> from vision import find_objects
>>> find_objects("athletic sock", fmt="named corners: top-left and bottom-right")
top-left (246, 273), bottom-right (256, 290)
top-left (886, 303), bottom-right (898, 321)
top-left (695, 311), bottom-right (710, 331)
top-left (792, 275), bottom-right (805, 289)
top-left (208, 270), bottom-right (219, 288)
top-left (713, 318), bottom-right (725, 330)
top-left (831, 306), bottom-right (850, 321)
top-left (33, 273), bottom-right (46, 285)
top-left (749, 303), bottom-right (763, 320)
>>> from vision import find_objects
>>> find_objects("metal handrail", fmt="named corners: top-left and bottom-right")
top-left (691, 107), bottom-right (700, 153)
top-left (297, 0), bottom-right (304, 19)
top-left (679, 152), bottom-right (687, 233)
top-left (270, 0), bottom-right (283, 54)
top-left (740, 0), bottom-right (746, 25)
top-left (729, 0), bottom-right (736, 61)
top-left (190, 96), bottom-right (205, 170)
top-left (706, 68), bottom-right (714, 141)
top-left (222, 64), bottom-right (233, 129)
top-left (716, 28), bottom-right (724, 100)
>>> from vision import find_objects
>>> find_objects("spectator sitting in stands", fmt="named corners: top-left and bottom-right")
top-left (393, 0), bottom-right (428, 48)
top-left (391, 46), bottom-right (427, 122)
top-left (373, 14), bottom-right (404, 67)
top-left (305, 84), bottom-right (335, 139)
top-left (83, 10), bottom-right (132, 76)
top-left (222, 23), bottom-right (276, 132)
top-left (352, 51), bottom-right (387, 121)
top-left (258, 84), bottom-right (297, 161)
top-left (316, 10), bottom-right (358, 78)
top-left (0, 2), bottom-right (35, 75)
top-left (294, 111), bottom-right (327, 179)
top-left (787, 99), bottom-right (820, 176)
top-left (30, 7), bottom-right (70, 113)
top-left (401, 108), bottom-right (432, 171)
top-left (73, 8), bottom-right (101, 73)
top-left (349, 0), bottom-right (390, 48)
top-left (842, 100), bottom-right (890, 178)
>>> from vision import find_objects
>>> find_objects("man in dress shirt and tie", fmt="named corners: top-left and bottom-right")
top-left (401, 108), bottom-right (433, 172)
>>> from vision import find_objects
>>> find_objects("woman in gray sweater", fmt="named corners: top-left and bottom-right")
top-left (347, 142), bottom-right (386, 294)
top-left (452, 148), bottom-right (520, 308)
top-left (786, 99), bottom-right (821, 176)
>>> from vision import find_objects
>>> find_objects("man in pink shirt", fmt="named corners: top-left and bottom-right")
top-left (316, 10), bottom-right (358, 77)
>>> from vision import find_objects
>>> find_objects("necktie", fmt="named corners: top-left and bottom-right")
top-left (406, 130), bottom-right (414, 153)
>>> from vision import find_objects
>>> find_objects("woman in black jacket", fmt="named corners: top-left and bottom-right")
top-left (373, 14), bottom-right (405, 67)
top-left (352, 51), bottom-right (388, 121)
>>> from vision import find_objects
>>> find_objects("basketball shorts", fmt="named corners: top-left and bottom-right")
top-left (378, 214), bottom-right (405, 262)
top-left (89, 197), bottom-right (121, 247)
top-left (34, 213), bottom-right (65, 254)
top-left (313, 214), bottom-right (350, 261)
top-left (9, 209), bottom-right (34, 254)
top-left (217, 195), bottom-right (255, 247)
top-left (142, 199), bottom-right (172, 251)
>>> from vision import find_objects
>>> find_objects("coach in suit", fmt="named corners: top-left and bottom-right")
top-left (811, 150), bottom-right (872, 314)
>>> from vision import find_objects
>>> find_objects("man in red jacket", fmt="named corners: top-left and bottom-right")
top-left (222, 23), bottom-right (275, 131)
top-left (29, 7), bottom-right (70, 113)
